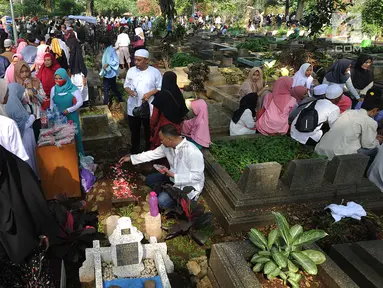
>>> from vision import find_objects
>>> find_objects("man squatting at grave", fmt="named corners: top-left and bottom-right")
top-left (119, 124), bottom-right (205, 209)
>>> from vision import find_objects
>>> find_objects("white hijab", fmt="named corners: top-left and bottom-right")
top-left (292, 63), bottom-right (313, 89)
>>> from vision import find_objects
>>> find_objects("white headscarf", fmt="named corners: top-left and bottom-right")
top-left (292, 63), bottom-right (313, 89)
top-left (135, 27), bottom-right (145, 40)
top-left (0, 79), bottom-right (9, 117)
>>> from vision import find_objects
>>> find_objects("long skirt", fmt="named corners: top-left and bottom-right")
top-left (71, 73), bottom-right (89, 102)
top-left (23, 127), bottom-right (39, 178)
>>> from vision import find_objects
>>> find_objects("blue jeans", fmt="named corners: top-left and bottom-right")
top-left (145, 173), bottom-right (176, 209)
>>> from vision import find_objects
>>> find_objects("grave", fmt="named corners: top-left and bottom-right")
top-left (202, 137), bottom-right (383, 232)
top-left (79, 105), bottom-right (122, 151)
top-left (330, 240), bottom-right (383, 288)
top-left (208, 241), bottom-right (358, 288)
top-left (79, 217), bottom-right (173, 287)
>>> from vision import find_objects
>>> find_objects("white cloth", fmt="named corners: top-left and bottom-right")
top-left (315, 109), bottom-right (379, 160)
top-left (292, 63), bottom-right (313, 89)
top-left (124, 66), bottom-right (162, 116)
top-left (71, 73), bottom-right (88, 102)
top-left (131, 138), bottom-right (205, 200)
top-left (0, 115), bottom-right (29, 161)
top-left (115, 33), bottom-right (131, 48)
top-left (50, 87), bottom-right (83, 113)
top-left (325, 202), bottom-right (366, 222)
top-left (230, 109), bottom-right (256, 136)
top-left (290, 99), bottom-right (340, 144)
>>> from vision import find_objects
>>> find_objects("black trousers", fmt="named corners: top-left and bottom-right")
top-left (128, 115), bottom-right (150, 154)
top-left (32, 119), bottom-right (41, 142)
top-left (103, 76), bottom-right (123, 105)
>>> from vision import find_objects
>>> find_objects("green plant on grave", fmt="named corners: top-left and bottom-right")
top-left (236, 38), bottom-right (269, 52)
top-left (187, 63), bottom-right (210, 92)
top-left (249, 212), bottom-right (328, 287)
top-left (119, 204), bottom-right (135, 218)
top-left (170, 53), bottom-right (201, 68)
top-left (263, 60), bottom-right (278, 83)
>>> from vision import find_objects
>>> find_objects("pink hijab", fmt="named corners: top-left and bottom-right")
top-left (268, 76), bottom-right (294, 111)
top-left (290, 85), bottom-right (308, 102)
top-left (5, 54), bottom-right (23, 83)
top-left (182, 99), bottom-right (211, 148)
top-left (16, 41), bottom-right (27, 54)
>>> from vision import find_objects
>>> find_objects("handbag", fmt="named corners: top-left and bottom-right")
top-left (131, 39), bottom-right (144, 49)
top-left (132, 100), bottom-right (150, 118)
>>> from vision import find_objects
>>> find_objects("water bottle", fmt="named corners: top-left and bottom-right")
top-left (40, 110), bottom-right (48, 128)
top-left (148, 192), bottom-right (159, 217)
top-left (134, 88), bottom-right (138, 98)
top-left (53, 104), bottom-right (60, 124)
top-left (47, 109), bottom-right (54, 128)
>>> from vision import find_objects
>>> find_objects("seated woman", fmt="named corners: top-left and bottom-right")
top-left (292, 63), bottom-right (313, 89)
top-left (256, 76), bottom-right (295, 135)
top-left (239, 67), bottom-right (268, 99)
top-left (288, 86), bottom-right (309, 125)
top-left (4, 53), bottom-right (22, 83)
top-left (322, 59), bottom-right (361, 102)
top-left (51, 68), bottom-right (84, 155)
top-left (350, 54), bottom-right (373, 96)
top-left (182, 99), bottom-right (211, 149)
top-left (151, 71), bottom-right (189, 149)
top-left (230, 93), bottom-right (258, 136)
top-left (36, 53), bottom-right (61, 110)
top-left (14, 60), bottom-right (46, 141)
top-left (3, 82), bottom-right (38, 176)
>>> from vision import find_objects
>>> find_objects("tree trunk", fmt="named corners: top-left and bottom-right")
top-left (45, 0), bottom-right (52, 12)
top-left (86, 0), bottom-right (94, 16)
top-left (285, 0), bottom-right (289, 19)
top-left (296, 0), bottom-right (304, 21)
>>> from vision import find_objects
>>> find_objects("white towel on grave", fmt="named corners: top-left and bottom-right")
top-left (325, 201), bottom-right (366, 222)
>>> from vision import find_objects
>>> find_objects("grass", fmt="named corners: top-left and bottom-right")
top-left (119, 204), bottom-right (135, 218)
top-left (210, 136), bottom-right (322, 182)
top-left (80, 107), bottom-right (105, 116)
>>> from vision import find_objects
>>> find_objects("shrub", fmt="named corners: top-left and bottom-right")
top-left (237, 38), bottom-right (269, 52)
top-left (170, 53), bottom-right (201, 67)
top-left (210, 136), bottom-right (321, 182)
top-left (249, 212), bottom-right (327, 287)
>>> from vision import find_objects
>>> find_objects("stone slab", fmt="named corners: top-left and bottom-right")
top-left (352, 240), bottom-right (383, 275)
top-left (81, 114), bottom-right (109, 137)
top-left (282, 158), bottom-right (328, 190)
top-left (325, 154), bottom-right (369, 185)
top-left (237, 162), bottom-right (281, 195)
top-left (330, 243), bottom-right (383, 288)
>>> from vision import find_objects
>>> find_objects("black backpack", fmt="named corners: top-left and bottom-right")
top-left (294, 100), bottom-right (319, 132)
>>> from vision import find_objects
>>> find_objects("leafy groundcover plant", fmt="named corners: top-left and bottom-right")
top-left (249, 212), bottom-right (327, 288)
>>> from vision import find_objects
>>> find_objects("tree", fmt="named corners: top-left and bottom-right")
top-left (137, 0), bottom-right (161, 16)
top-left (159, 0), bottom-right (176, 20)
top-left (362, 0), bottom-right (383, 28)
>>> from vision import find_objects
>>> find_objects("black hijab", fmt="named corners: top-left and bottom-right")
top-left (351, 54), bottom-right (373, 90)
top-left (66, 38), bottom-right (87, 77)
top-left (0, 145), bottom-right (59, 264)
top-left (152, 71), bottom-right (189, 123)
top-left (324, 59), bottom-right (352, 84)
top-left (232, 93), bottom-right (258, 124)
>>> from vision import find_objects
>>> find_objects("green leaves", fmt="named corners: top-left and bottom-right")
top-left (273, 212), bottom-right (292, 246)
top-left (293, 230), bottom-right (328, 246)
top-left (291, 252), bottom-right (318, 275)
top-left (268, 229), bottom-right (279, 250)
top-left (272, 251), bottom-right (287, 269)
top-left (301, 250), bottom-right (326, 265)
top-left (248, 228), bottom-right (267, 250)
top-left (290, 225), bottom-right (303, 242)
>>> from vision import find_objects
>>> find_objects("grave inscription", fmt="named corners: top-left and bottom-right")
top-left (116, 242), bottom-right (139, 266)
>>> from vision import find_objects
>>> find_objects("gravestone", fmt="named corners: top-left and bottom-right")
top-left (237, 162), bottom-right (281, 195)
top-left (110, 217), bottom-right (145, 278)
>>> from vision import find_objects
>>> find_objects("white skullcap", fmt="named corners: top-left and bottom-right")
top-left (325, 84), bottom-right (343, 100)
top-left (134, 49), bottom-right (149, 58)
top-left (313, 84), bottom-right (328, 96)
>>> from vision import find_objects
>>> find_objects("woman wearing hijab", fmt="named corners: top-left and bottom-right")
top-left (3, 83), bottom-right (38, 176)
top-left (66, 36), bottom-right (88, 102)
top-left (131, 27), bottom-right (145, 66)
top-left (51, 68), bottom-right (84, 155)
top-left (151, 71), bottom-right (189, 149)
top-left (14, 60), bottom-right (46, 140)
top-left (256, 76), bottom-right (295, 135)
top-left (36, 53), bottom-right (61, 110)
top-left (4, 53), bottom-right (22, 83)
top-left (182, 99), bottom-right (211, 149)
top-left (239, 67), bottom-right (268, 99)
top-left (288, 86), bottom-right (310, 124)
top-left (50, 38), bottom-right (69, 70)
top-left (0, 80), bottom-right (29, 162)
top-left (230, 93), bottom-right (258, 136)
top-left (350, 54), bottom-right (373, 95)
top-left (16, 40), bottom-right (27, 55)
top-left (292, 63), bottom-right (313, 89)
top-left (323, 59), bottom-right (360, 101)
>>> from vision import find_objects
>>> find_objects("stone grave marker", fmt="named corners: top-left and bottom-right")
top-left (116, 242), bottom-right (139, 266)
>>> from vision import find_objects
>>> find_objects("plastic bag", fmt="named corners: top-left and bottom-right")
top-left (80, 168), bottom-right (96, 193)
top-left (38, 139), bottom-right (55, 147)
top-left (39, 128), bottom-right (55, 138)
top-left (79, 153), bottom-right (97, 174)
top-left (55, 138), bottom-right (73, 147)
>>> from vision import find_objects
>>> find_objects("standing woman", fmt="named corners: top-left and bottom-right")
top-left (14, 60), bottom-right (46, 140)
top-left (50, 38), bottom-right (69, 70)
top-left (4, 53), bottom-right (22, 83)
top-left (36, 53), bottom-right (61, 110)
top-left (131, 27), bottom-right (145, 65)
top-left (3, 83), bottom-right (38, 176)
top-left (292, 63), bottom-right (313, 89)
top-left (150, 71), bottom-right (189, 149)
top-left (66, 36), bottom-right (88, 102)
top-left (50, 68), bottom-right (84, 155)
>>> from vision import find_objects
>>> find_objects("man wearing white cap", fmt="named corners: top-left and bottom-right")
top-left (290, 84), bottom-right (342, 145)
top-left (124, 49), bottom-right (162, 153)
top-left (2, 39), bottom-right (14, 63)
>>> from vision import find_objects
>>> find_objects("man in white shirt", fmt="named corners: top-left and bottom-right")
top-left (124, 49), bottom-right (162, 153)
top-left (115, 27), bottom-right (131, 70)
top-left (291, 85), bottom-right (342, 145)
top-left (119, 124), bottom-right (205, 209)
top-left (315, 89), bottom-right (383, 160)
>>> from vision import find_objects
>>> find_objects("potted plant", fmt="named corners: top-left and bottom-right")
top-left (249, 212), bottom-right (327, 287)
